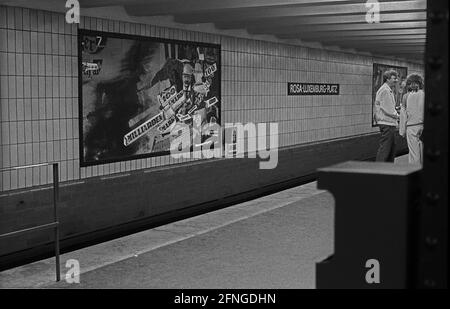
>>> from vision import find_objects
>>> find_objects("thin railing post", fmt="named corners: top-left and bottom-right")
top-left (53, 163), bottom-right (60, 282)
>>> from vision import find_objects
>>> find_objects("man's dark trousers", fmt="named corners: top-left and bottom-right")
top-left (376, 125), bottom-right (397, 162)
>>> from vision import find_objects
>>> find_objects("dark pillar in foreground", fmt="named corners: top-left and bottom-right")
top-left (316, 161), bottom-right (421, 289)
top-left (417, 0), bottom-right (448, 289)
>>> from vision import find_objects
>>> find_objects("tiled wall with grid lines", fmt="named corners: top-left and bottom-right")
top-left (0, 5), bottom-right (424, 192)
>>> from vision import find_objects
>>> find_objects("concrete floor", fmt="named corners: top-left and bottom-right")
top-left (0, 154), bottom-right (410, 289)
top-left (52, 192), bottom-right (334, 289)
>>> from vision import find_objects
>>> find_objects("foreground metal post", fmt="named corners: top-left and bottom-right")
top-left (416, 0), bottom-right (448, 289)
top-left (53, 163), bottom-right (61, 282)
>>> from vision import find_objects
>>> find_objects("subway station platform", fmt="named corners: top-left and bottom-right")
top-left (0, 155), bottom-right (409, 289)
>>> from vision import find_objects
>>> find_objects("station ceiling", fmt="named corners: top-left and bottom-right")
top-left (47, 0), bottom-right (425, 62)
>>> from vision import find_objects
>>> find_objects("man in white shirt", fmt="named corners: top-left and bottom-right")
top-left (374, 70), bottom-right (400, 162)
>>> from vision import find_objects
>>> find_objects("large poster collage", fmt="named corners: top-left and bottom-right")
top-left (79, 30), bottom-right (221, 166)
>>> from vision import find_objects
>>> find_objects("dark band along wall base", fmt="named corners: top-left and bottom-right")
top-left (0, 133), bottom-right (408, 270)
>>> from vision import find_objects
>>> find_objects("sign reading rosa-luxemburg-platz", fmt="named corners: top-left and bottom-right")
top-left (288, 82), bottom-right (340, 96)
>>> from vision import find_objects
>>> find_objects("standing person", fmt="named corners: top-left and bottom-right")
top-left (399, 80), bottom-right (411, 139)
top-left (374, 69), bottom-right (400, 162)
top-left (397, 79), bottom-right (407, 110)
top-left (405, 73), bottom-right (425, 165)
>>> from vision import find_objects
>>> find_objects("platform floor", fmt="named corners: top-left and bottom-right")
top-left (0, 155), bottom-right (410, 289)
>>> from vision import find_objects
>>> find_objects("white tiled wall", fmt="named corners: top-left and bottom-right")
top-left (0, 5), bottom-right (424, 191)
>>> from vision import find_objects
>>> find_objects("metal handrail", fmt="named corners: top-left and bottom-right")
top-left (0, 163), bottom-right (60, 282)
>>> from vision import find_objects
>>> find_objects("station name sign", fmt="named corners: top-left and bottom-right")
top-left (288, 82), bottom-right (340, 96)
